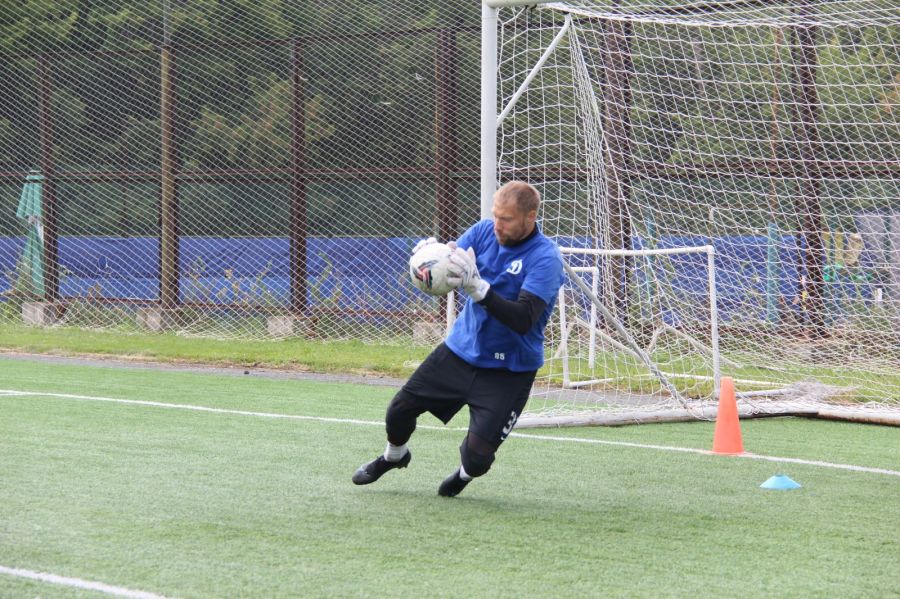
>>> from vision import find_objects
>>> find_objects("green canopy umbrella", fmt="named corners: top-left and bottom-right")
top-left (15, 170), bottom-right (45, 297)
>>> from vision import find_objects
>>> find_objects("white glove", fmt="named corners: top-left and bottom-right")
top-left (412, 237), bottom-right (437, 254)
top-left (446, 247), bottom-right (490, 302)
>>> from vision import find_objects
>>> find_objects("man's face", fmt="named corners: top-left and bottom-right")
top-left (492, 196), bottom-right (536, 246)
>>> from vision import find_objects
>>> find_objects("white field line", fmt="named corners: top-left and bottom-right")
top-left (0, 389), bottom-right (452, 430)
top-left (3, 388), bottom-right (899, 479)
top-left (507, 432), bottom-right (900, 478)
top-left (0, 565), bottom-right (171, 599)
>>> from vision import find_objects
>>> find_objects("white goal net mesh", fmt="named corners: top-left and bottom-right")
top-left (496, 1), bottom-right (899, 424)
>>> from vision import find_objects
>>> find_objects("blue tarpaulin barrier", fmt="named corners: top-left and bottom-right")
top-left (0, 236), bottom-right (418, 311)
top-left (0, 234), bottom-right (882, 322)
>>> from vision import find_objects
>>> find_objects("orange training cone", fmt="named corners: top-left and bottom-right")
top-left (712, 376), bottom-right (744, 455)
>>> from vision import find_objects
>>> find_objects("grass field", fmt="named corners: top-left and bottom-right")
top-left (0, 322), bottom-right (430, 378)
top-left (1, 356), bottom-right (899, 598)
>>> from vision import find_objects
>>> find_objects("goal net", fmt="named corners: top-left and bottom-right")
top-left (491, 1), bottom-right (900, 425)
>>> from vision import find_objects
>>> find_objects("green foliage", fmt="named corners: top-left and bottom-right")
top-left (0, 1), bottom-right (79, 55)
top-left (0, 254), bottom-right (37, 322)
top-left (182, 256), bottom-right (280, 312)
top-left (0, 3), bottom-right (896, 240)
top-left (0, 117), bottom-right (12, 166)
top-left (57, 180), bottom-right (159, 235)
top-left (60, 286), bottom-right (136, 329)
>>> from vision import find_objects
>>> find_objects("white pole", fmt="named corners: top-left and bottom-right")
top-left (481, 2), bottom-right (499, 220)
top-left (557, 287), bottom-right (570, 386)
top-left (707, 247), bottom-right (721, 400)
top-left (561, 245), bottom-right (716, 258)
top-left (589, 267), bottom-right (598, 369)
top-left (484, 0), bottom-right (556, 7)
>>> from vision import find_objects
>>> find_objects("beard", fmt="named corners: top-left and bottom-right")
top-left (495, 228), bottom-right (525, 246)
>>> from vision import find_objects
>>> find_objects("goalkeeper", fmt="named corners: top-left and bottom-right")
top-left (351, 181), bottom-right (564, 497)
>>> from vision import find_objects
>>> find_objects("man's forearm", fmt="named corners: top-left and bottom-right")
top-left (477, 289), bottom-right (547, 335)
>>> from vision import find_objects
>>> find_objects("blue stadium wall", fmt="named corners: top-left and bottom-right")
top-left (0, 235), bottom-right (881, 324)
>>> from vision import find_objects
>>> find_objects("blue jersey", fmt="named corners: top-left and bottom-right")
top-left (445, 220), bottom-right (564, 372)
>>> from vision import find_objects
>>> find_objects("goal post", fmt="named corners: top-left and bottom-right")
top-left (481, 0), bottom-right (561, 219)
top-left (484, 1), bottom-right (900, 424)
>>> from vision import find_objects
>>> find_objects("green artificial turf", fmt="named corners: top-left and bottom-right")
top-left (1, 357), bottom-right (898, 598)
top-left (0, 322), bottom-right (429, 378)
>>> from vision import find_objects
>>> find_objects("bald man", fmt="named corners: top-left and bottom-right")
top-left (352, 181), bottom-right (564, 497)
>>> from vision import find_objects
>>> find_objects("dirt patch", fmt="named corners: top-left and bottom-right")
top-left (0, 350), bottom-right (405, 388)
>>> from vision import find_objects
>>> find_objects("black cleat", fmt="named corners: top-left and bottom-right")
top-left (438, 468), bottom-right (470, 497)
top-left (351, 451), bottom-right (411, 485)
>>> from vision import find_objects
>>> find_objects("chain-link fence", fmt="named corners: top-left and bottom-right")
top-left (1, 2), bottom-right (483, 342)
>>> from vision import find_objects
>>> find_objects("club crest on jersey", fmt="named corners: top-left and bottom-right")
top-left (506, 259), bottom-right (523, 275)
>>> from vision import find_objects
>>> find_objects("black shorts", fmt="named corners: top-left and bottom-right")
top-left (400, 343), bottom-right (536, 446)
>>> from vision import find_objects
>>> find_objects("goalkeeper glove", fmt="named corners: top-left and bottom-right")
top-left (447, 247), bottom-right (490, 302)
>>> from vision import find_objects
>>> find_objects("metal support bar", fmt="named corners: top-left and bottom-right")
top-left (497, 14), bottom-right (572, 127)
top-left (561, 245), bottom-right (719, 404)
top-left (484, 0), bottom-right (556, 7)
top-left (159, 44), bottom-right (180, 310)
top-left (563, 261), bottom-right (689, 408)
top-left (707, 247), bottom-right (721, 399)
top-left (37, 55), bottom-right (59, 302)
top-left (290, 39), bottom-right (308, 316)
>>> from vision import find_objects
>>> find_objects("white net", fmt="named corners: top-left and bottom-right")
top-left (1, 2), bottom-right (898, 424)
top-left (1, 3), bottom-right (483, 343)
top-left (496, 1), bottom-right (900, 424)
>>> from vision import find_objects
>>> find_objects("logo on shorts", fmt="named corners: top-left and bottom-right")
top-left (501, 410), bottom-right (519, 439)
top-left (506, 259), bottom-right (523, 275)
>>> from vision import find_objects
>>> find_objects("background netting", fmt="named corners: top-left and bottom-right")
top-left (0, 1), bottom-right (897, 420)
top-left (498, 2), bottom-right (899, 422)
top-left (1, 2), bottom-right (482, 341)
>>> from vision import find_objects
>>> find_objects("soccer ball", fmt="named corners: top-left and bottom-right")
top-left (409, 242), bottom-right (456, 297)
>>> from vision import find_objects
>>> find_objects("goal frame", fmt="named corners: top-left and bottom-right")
top-left (481, 1), bottom-right (558, 219)
top-left (557, 245), bottom-right (722, 399)
top-left (481, 1), bottom-right (900, 426)
top-left (480, 1), bottom-right (727, 408)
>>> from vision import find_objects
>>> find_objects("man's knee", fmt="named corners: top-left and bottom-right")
top-left (385, 390), bottom-right (419, 444)
top-left (459, 433), bottom-right (496, 478)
